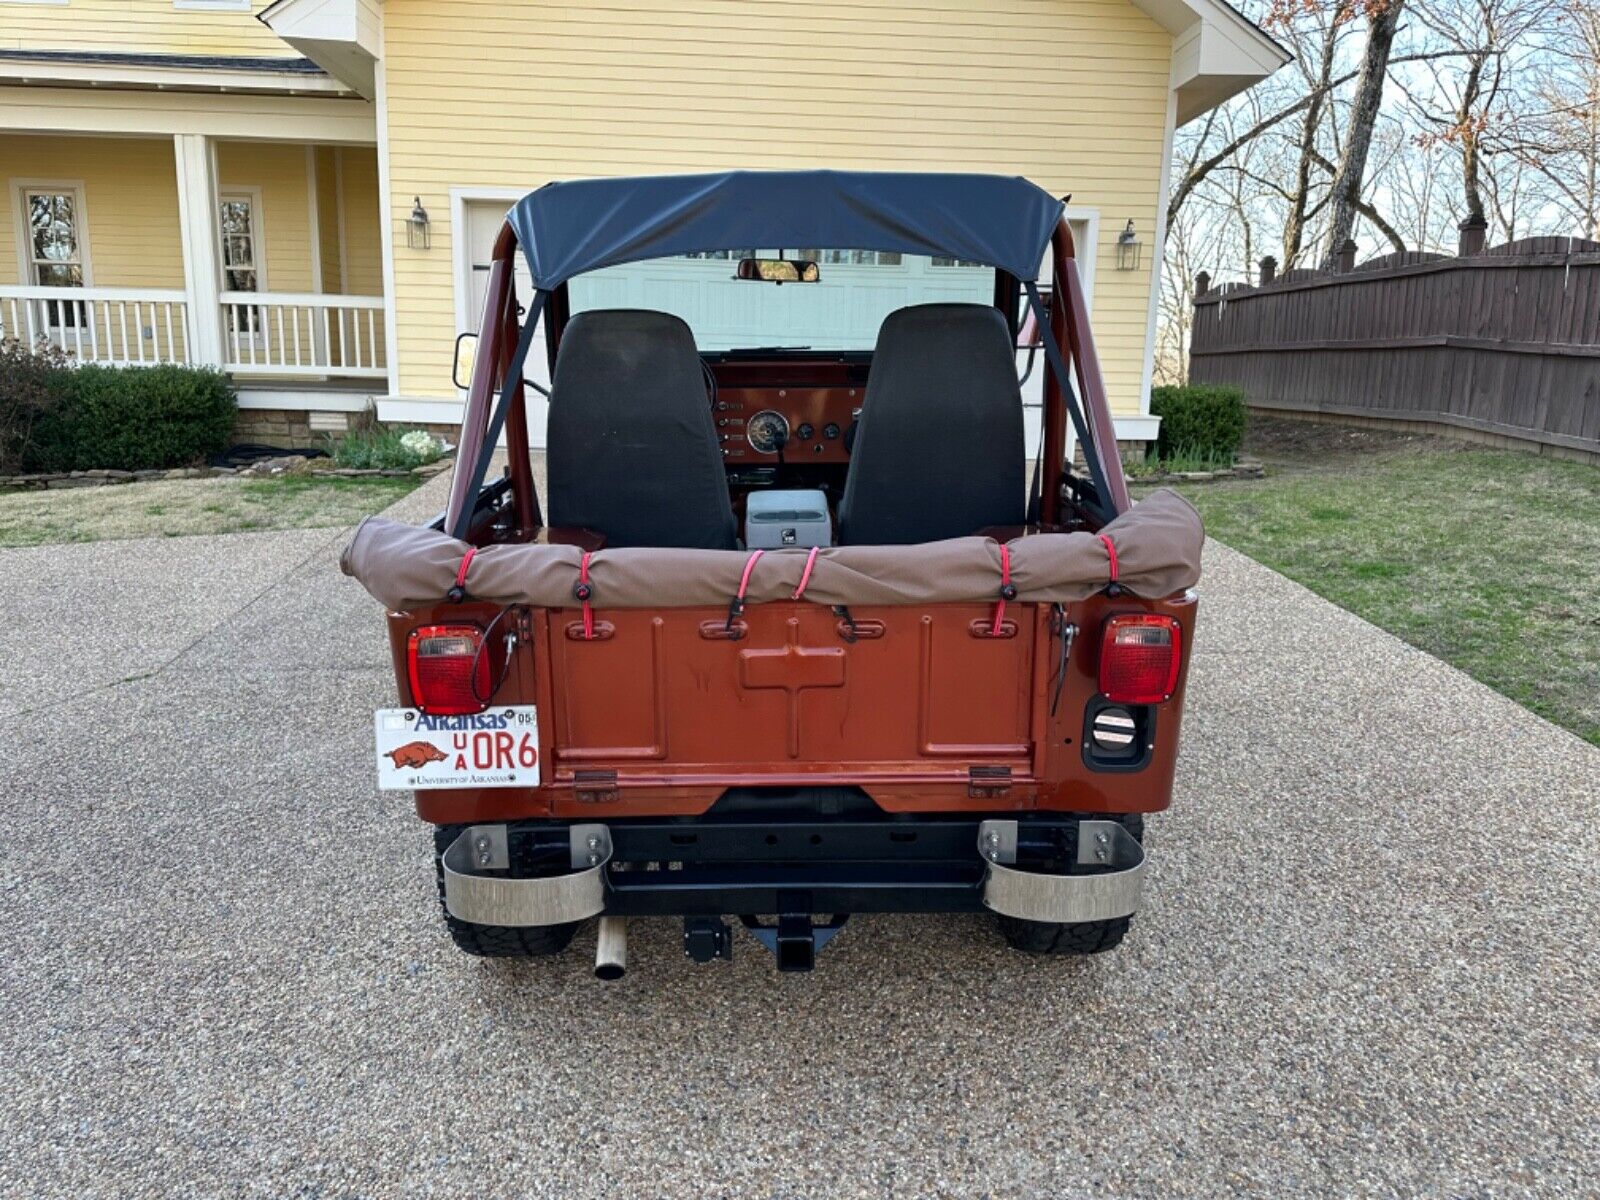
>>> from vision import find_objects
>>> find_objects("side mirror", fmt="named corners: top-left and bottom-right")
top-left (735, 258), bottom-right (820, 284)
top-left (452, 332), bottom-right (477, 390)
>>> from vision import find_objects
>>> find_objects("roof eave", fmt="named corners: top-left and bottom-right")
top-left (1130, 0), bottom-right (1292, 124)
top-left (258, 0), bottom-right (382, 101)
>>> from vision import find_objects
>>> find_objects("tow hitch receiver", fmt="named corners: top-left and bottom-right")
top-left (740, 906), bottom-right (849, 972)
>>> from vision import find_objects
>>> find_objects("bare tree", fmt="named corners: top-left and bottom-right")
top-left (1498, 0), bottom-right (1600, 236)
top-left (1322, 0), bottom-right (1409, 266)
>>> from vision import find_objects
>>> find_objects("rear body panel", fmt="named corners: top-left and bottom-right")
top-left (388, 589), bottom-right (1195, 826)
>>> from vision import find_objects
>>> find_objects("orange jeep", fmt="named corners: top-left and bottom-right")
top-left (344, 171), bottom-right (1202, 975)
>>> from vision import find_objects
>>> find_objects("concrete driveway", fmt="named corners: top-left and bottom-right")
top-left (1, 472), bottom-right (1595, 1198)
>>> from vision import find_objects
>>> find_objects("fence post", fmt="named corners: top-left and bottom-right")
top-left (1194, 271), bottom-right (1211, 300)
top-left (1259, 256), bottom-right (1277, 285)
top-left (1458, 214), bottom-right (1488, 256)
top-left (1336, 239), bottom-right (1358, 273)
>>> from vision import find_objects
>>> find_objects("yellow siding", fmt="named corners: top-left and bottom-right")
top-left (336, 146), bottom-right (383, 296)
top-left (381, 0), bottom-right (1173, 411)
top-left (217, 140), bottom-right (315, 294)
top-left (315, 145), bottom-right (342, 291)
top-left (0, 0), bottom-right (291, 59)
top-left (0, 133), bottom-right (183, 288)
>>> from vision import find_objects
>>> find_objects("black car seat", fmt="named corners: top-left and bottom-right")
top-left (837, 303), bottom-right (1026, 545)
top-left (547, 309), bottom-right (738, 549)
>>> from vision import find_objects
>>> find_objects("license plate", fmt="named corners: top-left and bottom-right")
top-left (374, 705), bottom-right (540, 790)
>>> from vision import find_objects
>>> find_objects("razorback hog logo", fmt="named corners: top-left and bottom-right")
top-left (387, 740), bottom-right (449, 770)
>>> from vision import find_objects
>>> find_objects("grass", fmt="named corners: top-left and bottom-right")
top-left (0, 473), bottom-right (419, 548)
top-left (1140, 418), bottom-right (1600, 745)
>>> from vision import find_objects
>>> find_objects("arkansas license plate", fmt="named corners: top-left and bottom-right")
top-left (374, 705), bottom-right (540, 790)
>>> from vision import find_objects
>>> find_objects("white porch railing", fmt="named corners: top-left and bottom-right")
top-left (220, 290), bottom-right (387, 379)
top-left (1, 285), bottom-right (388, 381)
top-left (0, 285), bottom-right (190, 365)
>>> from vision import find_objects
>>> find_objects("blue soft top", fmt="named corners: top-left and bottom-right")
top-left (506, 170), bottom-right (1064, 291)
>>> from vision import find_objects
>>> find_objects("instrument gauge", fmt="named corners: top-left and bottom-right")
top-left (746, 409), bottom-right (791, 455)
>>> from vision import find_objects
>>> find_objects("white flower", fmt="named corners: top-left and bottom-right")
top-left (399, 430), bottom-right (441, 462)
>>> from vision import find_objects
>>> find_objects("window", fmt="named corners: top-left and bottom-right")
top-left (24, 189), bottom-right (85, 288)
top-left (932, 256), bottom-right (983, 267)
top-left (680, 250), bottom-right (755, 260)
top-left (796, 249), bottom-right (903, 266)
top-left (570, 252), bottom-right (992, 352)
top-left (219, 191), bottom-right (264, 336)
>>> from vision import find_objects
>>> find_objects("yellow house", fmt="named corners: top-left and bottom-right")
top-left (1, 0), bottom-right (1284, 446)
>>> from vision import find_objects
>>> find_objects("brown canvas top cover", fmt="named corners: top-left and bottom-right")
top-left (342, 488), bottom-right (1203, 612)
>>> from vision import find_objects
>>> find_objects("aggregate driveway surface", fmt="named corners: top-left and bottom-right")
top-left (1, 475), bottom-right (1596, 1198)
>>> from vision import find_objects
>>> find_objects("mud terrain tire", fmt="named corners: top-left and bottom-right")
top-left (996, 813), bottom-right (1144, 956)
top-left (432, 825), bottom-right (580, 957)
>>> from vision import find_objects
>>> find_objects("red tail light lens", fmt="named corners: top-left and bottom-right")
top-left (1098, 614), bottom-right (1182, 705)
top-left (406, 624), bottom-right (490, 715)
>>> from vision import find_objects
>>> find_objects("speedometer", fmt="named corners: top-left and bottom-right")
top-left (745, 409), bottom-right (791, 455)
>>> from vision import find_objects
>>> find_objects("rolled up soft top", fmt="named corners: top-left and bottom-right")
top-left (342, 489), bottom-right (1203, 612)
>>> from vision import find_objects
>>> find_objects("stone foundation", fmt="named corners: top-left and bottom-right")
top-left (232, 407), bottom-right (459, 450)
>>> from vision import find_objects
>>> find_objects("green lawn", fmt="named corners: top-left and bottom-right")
top-left (1150, 419), bottom-right (1600, 746)
top-left (0, 472), bottom-right (419, 548)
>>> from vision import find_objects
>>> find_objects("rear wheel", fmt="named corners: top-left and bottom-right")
top-left (432, 824), bottom-right (580, 957)
top-left (996, 813), bottom-right (1144, 956)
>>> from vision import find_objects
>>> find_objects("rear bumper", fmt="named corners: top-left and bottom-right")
top-left (439, 815), bottom-right (1145, 927)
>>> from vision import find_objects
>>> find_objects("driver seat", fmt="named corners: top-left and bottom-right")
top-left (547, 309), bottom-right (738, 549)
top-left (837, 303), bottom-right (1026, 545)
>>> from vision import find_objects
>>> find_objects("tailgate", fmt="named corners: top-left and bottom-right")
top-left (542, 601), bottom-right (1043, 779)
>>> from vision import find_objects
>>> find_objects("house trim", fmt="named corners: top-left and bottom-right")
top-left (1138, 88), bottom-right (1180, 426)
top-left (373, 55), bottom-right (401, 397)
top-left (0, 85), bottom-right (376, 143)
top-left (0, 52), bottom-right (351, 96)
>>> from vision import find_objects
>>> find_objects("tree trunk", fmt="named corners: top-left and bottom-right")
top-left (1321, 0), bottom-right (1408, 268)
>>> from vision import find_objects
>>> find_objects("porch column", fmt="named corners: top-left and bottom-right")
top-left (174, 133), bottom-right (225, 367)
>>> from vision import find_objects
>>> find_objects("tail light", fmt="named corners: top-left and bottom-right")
top-left (407, 624), bottom-right (490, 715)
top-left (1098, 614), bottom-right (1182, 705)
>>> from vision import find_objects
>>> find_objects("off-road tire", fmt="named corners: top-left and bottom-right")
top-left (996, 813), bottom-right (1144, 956)
top-left (432, 824), bottom-right (580, 957)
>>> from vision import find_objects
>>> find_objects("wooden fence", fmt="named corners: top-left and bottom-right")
top-left (1188, 231), bottom-right (1600, 459)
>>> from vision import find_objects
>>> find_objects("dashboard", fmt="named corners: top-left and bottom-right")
top-left (712, 386), bottom-right (860, 464)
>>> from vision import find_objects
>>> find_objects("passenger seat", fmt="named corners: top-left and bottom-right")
top-left (837, 303), bottom-right (1025, 545)
top-left (547, 309), bottom-right (738, 549)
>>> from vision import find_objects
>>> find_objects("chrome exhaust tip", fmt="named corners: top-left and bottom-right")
top-left (594, 916), bottom-right (627, 981)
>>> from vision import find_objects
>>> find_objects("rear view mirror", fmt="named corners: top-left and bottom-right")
top-left (452, 332), bottom-right (477, 389)
top-left (736, 258), bottom-right (820, 284)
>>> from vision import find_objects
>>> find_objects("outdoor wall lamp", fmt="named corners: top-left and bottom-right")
top-left (408, 197), bottom-right (431, 250)
top-left (1116, 219), bottom-right (1142, 271)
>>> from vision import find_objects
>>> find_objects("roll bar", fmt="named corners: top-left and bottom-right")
top-left (445, 216), bottom-right (1130, 538)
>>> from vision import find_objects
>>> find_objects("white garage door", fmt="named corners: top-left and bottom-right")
top-left (462, 200), bottom-right (1090, 452)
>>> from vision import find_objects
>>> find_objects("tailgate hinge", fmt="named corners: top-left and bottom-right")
top-left (573, 769), bottom-right (619, 804)
top-left (968, 765), bottom-right (1013, 798)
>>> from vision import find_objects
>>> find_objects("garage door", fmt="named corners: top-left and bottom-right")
top-left (463, 200), bottom-right (1088, 451)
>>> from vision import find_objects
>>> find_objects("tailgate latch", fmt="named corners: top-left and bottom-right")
top-left (574, 769), bottom-right (618, 804)
top-left (968, 765), bottom-right (1012, 798)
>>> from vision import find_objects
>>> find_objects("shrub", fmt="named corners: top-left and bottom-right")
top-left (331, 426), bottom-right (443, 470)
top-left (30, 364), bottom-right (236, 472)
top-left (1149, 384), bottom-right (1246, 463)
top-left (0, 337), bottom-right (71, 474)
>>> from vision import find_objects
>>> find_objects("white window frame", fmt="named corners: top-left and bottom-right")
top-left (219, 186), bottom-right (268, 344)
top-left (0, 0), bottom-right (71, 8)
top-left (11, 179), bottom-right (94, 289)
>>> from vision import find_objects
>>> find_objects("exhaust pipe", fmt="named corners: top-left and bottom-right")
top-left (594, 916), bottom-right (627, 981)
